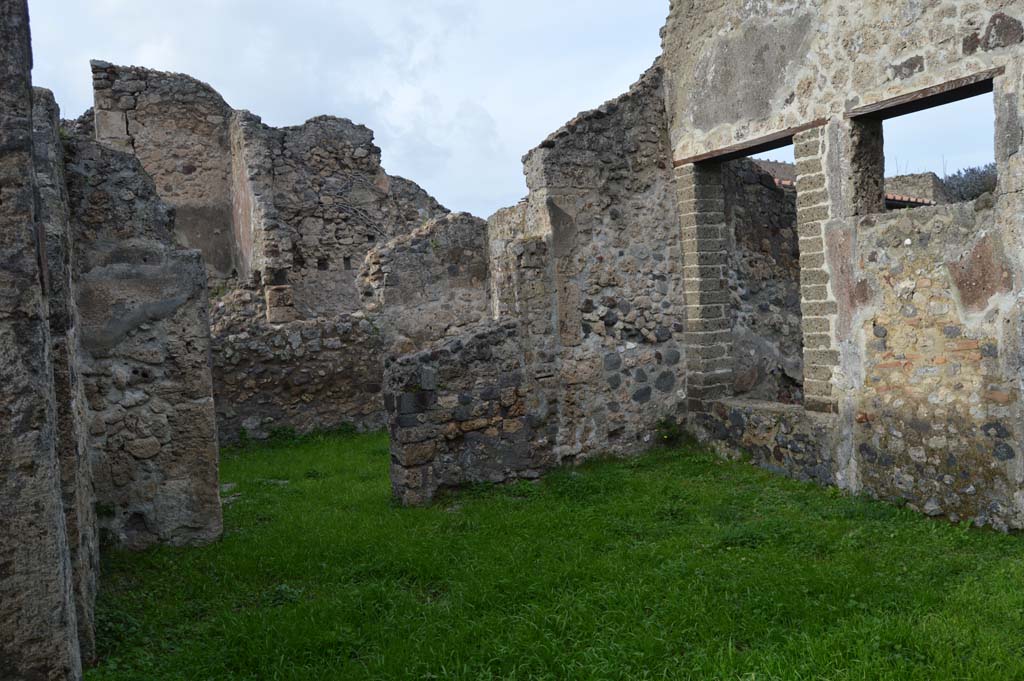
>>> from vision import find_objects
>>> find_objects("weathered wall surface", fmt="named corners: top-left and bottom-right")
top-left (386, 322), bottom-right (555, 505)
top-left (661, 2), bottom-right (1021, 162)
top-left (92, 61), bottom-right (239, 282)
top-left (210, 289), bottom-right (386, 442)
top-left (666, 2), bottom-right (1024, 529)
top-left (388, 66), bottom-right (688, 504)
top-left (523, 65), bottom-right (687, 461)
top-left (65, 114), bottom-right (222, 550)
top-left (254, 115), bottom-right (447, 320)
top-left (360, 212), bottom-right (490, 354)
top-left (885, 172), bottom-right (952, 204)
top-left (0, 3), bottom-right (84, 677)
top-left (704, 400), bottom-right (839, 486)
top-left (722, 158), bottom-right (803, 404)
top-left (91, 67), bottom-right (450, 440)
top-left (213, 111), bottom-right (448, 440)
top-left (34, 88), bottom-right (99, 666)
top-left (851, 202), bottom-right (1023, 529)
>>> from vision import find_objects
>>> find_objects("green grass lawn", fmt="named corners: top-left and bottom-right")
top-left (86, 431), bottom-right (1024, 681)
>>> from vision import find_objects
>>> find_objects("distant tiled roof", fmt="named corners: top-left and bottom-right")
top-left (773, 178), bottom-right (936, 207)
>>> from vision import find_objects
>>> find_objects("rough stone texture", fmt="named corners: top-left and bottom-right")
top-left (34, 88), bottom-right (99, 667)
top-left (705, 399), bottom-right (839, 486)
top-left (665, 1), bottom-right (1024, 529)
top-left (661, 2), bottom-right (1022, 162)
top-left (524, 65), bottom-right (687, 461)
top-left (386, 322), bottom-right (555, 505)
top-left (388, 66), bottom-right (688, 503)
top-left (92, 66), bottom-right (449, 441)
top-left (228, 111), bottom-right (448, 320)
top-left (91, 61), bottom-right (238, 283)
top-left (853, 203), bottom-right (1022, 529)
top-left (211, 110), bottom-right (448, 441)
top-left (886, 172), bottom-right (952, 204)
top-left (722, 158), bottom-right (803, 403)
top-left (359, 212), bottom-right (491, 354)
top-left (64, 113), bottom-right (222, 550)
top-left (210, 289), bottom-right (386, 441)
top-left (0, 2), bottom-right (83, 677)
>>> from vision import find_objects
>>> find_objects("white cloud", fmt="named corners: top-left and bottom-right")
top-left (28, 0), bottom-right (667, 217)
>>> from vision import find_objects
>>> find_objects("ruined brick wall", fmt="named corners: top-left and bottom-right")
top-left (0, 3), bottom-right (84, 676)
top-left (386, 322), bottom-right (555, 505)
top-left (34, 88), bottom-right (99, 665)
top-left (663, 1), bottom-right (1024, 529)
top-left (359, 212), bottom-right (491, 355)
top-left (91, 61), bottom-right (239, 283)
top-left (210, 288), bottom-right (386, 442)
top-left (65, 114), bottom-right (222, 550)
top-left (722, 158), bottom-right (803, 404)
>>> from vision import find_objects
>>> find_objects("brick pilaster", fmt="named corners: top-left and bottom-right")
top-left (675, 162), bottom-right (733, 415)
top-left (794, 127), bottom-right (839, 414)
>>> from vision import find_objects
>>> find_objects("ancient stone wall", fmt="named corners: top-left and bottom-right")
top-left (664, 1), bottom-right (1024, 529)
top-left (387, 66), bottom-right (688, 504)
top-left (231, 113), bottom-right (448, 321)
top-left (64, 113), bottom-right (222, 549)
top-left (359, 212), bottom-right (491, 355)
top-left (91, 61), bottom-right (239, 282)
top-left (851, 201), bottom-right (1022, 528)
top-left (522, 65), bottom-right (687, 461)
top-left (722, 158), bottom-right (803, 404)
top-left (210, 288), bottom-right (386, 441)
top-left (91, 67), bottom-right (450, 440)
top-left (0, 3), bottom-right (84, 677)
top-left (34, 88), bottom-right (99, 665)
top-left (386, 322), bottom-right (555, 505)
top-left (885, 172), bottom-right (952, 204)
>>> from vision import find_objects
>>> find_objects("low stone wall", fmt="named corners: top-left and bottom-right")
top-left (885, 172), bottom-right (952, 204)
top-left (701, 399), bottom-right (840, 486)
top-left (386, 322), bottom-right (555, 505)
top-left (211, 289), bottom-right (386, 443)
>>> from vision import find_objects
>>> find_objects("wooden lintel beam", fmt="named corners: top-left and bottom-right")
top-left (673, 119), bottom-right (828, 168)
top-left (846, 67), bottom-right (1005, 120)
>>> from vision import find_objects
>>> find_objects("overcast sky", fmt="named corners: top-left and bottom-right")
top-left (28, 0), bottom-right (665, 217)
top-left (29, 1), bottom-right (994, 217)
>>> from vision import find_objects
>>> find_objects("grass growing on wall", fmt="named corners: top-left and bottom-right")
top-left (87, 431), bottom-right (1024, 680)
